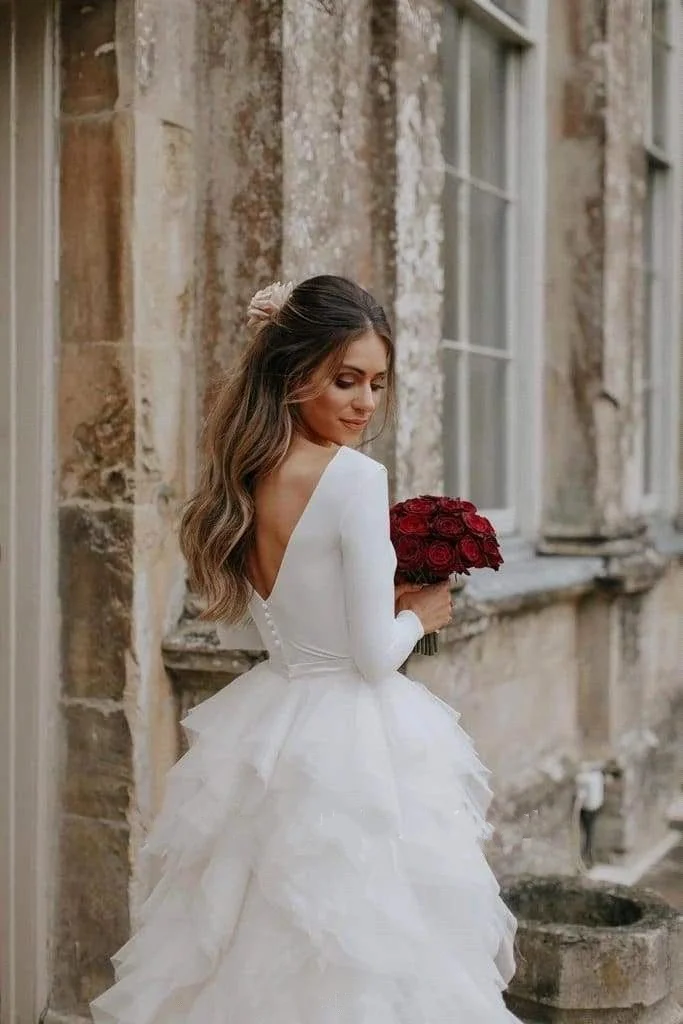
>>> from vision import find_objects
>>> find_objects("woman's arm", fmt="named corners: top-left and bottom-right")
top-left (340, 463), bottom-right (424, 682)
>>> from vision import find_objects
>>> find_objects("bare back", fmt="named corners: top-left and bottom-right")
top-left (247, 443), bottom-right (341, 603)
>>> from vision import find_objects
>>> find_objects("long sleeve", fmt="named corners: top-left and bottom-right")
top-left (215, 617), bottom-right (265, 651)
top-left (340, 462), bottom-right (424, 682)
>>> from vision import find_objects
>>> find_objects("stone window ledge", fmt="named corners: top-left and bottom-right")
top-left (162, 619), bottom-right (266, 697)
top-left (162, 528), bottom-right (682, 690)
top-left (469, 522), bottom-right (682, 609)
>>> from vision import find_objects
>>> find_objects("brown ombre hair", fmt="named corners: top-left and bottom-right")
top-left (179, 275), bottom-right (395, 623)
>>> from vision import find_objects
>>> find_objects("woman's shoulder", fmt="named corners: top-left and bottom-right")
top-left (341, 446), bottom-right (387, 479)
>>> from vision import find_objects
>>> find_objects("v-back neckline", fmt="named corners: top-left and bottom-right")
top-left (248, 445), bottom-right (346, 605)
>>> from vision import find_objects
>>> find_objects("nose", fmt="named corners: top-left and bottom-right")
top-left (352, 383), bottom-right (376, 414)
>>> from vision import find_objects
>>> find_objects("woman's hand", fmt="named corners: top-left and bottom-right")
top-left (397, 580), bottom-right (452, 634)
top-left (394, 581), bottom-right (423, 615)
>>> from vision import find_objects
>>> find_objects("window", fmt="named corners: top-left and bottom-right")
top-left (441, 1), bottom-right (545, 538)
top-left (642, 0), bottom-right (680, 513)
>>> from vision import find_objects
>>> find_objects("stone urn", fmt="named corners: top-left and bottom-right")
top-left (501, 875), bottom-right (683, 1023)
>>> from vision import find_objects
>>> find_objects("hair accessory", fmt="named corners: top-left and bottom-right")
top-left (246, 280), bottom-right (294, 328)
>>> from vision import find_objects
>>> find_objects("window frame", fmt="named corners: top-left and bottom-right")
top-left (440, 0), bottom-right (547, 542)
top-left (640, 0), bottom-right (682, 518)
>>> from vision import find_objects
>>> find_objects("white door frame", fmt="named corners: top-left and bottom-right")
top-left (0, 1), bottom-right (59, 1021)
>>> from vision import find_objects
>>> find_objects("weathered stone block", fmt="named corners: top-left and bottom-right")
top-left (593, 708), bottom-right (683, 863)
top-left (59, 342), bottom-right (134, 503)
top-left (51, 816), bottom-right (129, 1016)
top-left (503, 876), bottom-right (683, 1022)
top-left (60, 113), bottom-right (131, 344)
top-left (62, 702), bottom-right (132, 821)
top-left (59, 505), bottom-right (133, 700)
top-left (487, 768), bottom-right (578, 877)
top-left (60, 0), bottom-right (118, 115)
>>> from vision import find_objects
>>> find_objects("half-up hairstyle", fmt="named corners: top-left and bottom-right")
top-left (179, 275), bottom-right (395, 623)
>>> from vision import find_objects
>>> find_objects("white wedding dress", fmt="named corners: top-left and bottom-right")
top-left (91, 445), bottom-right (520, 1024)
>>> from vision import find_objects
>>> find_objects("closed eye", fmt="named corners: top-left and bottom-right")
top-left (335, 378), bottom-right (386, 391)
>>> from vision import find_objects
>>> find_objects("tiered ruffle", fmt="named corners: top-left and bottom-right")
top-left (91, 663), bottom-right (519, 1024)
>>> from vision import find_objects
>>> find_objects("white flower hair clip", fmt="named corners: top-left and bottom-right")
top-left (246, 280), bottom-right (294, 328)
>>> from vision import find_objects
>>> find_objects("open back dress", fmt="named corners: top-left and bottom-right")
top-left (91, 444), bottom-right (520, 1024)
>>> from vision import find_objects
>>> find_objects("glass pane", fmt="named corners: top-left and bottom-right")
top-left (651, 35), bottom-right (668, 149)
top-left (653, 0), bottom-right (668, 37)
top-left (469, 354), bottom-right (508, 509)
top-left (443, 173), bottom-right (459, 339)
top-left (643, 271), bottom-right (654, 383)
top-left (492, 0), bottom-right (526, 22)
top-left (642, 385), bottom-right (654, 496)
top-left (442, 2), bottom-right (459, 167)
top-left (469, 187), bottom-right (507, 349)
top-left (469, 22), bottom-right (506, 188)
top-left (442, 348), bottom-right (460, 495)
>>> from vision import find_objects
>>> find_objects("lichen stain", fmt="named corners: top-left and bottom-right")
top-left (596, 952), bottom-right (627, 994)
top-left (64, 362), bottom-right (135, 504)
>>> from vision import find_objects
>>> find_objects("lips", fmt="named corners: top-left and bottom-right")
top-left (341, 419), bottom-right (370, 430)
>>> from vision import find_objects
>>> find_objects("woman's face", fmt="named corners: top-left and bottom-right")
top-left (297, 330), bottom-right (389, 447)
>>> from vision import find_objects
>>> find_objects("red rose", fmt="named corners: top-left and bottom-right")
top-left (463, 511), bottom-right (495, 536)
top-left (395, 535), bottom-right (426, 570)
top-left (425, 540), bottom-right (455, 574)
top-left (432, 514), bottom-right (465, 538)
top-left (439, 497), bottom-right (476, 514)
top-left (401, 496), bottom-right (435, 515)
top-left (396, 513), bottom-right (430, 537)
top-left (482, 536), bottom-right (503, 568)
top-left (458, 535), bottom-right (484, 566)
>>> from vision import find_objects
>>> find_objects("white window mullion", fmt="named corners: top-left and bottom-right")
top-left (652, 176), bottom-right (665, 503)
top-left (640, 0), bottom-right (680, 516)
top-left (457, 14), bottom-right (470, 499)
top-left (664, 0), bottom-right (682, 517)
top-left (503, 50), bottom-right (518, 520)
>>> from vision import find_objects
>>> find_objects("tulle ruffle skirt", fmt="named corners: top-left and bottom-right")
top-left (91, 661), bottom-right (520, 1023)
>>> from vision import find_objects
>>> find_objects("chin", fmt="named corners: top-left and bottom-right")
top-left (340, 425), bottom-right (366, 443)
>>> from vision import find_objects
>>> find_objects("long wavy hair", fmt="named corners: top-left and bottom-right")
top-left (179, 275), bottom-right (396, 623)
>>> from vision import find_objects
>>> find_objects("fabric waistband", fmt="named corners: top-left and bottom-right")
top-left (267, 655), bottom-right (358, 681)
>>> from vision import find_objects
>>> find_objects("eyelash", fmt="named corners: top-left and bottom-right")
top-left (336, 379), bottom-right (386, 392)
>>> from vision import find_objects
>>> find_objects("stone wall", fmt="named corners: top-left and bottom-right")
top-left (47, 0), bottom-right (683, 1018)
top-left (52, 0), bottom-right (196, 1017)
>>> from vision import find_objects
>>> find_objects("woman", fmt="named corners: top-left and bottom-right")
top-left (91, 275), bottom-right (519, 1023)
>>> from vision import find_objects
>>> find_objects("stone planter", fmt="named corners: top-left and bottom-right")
top-left (502, 875), bottom-right (683, 1023)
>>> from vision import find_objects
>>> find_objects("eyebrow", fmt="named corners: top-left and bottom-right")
top-left (340, 364), bottom-right (388, 377)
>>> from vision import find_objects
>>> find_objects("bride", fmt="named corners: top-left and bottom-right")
top-left (91, 275), bottom-right (520, 1023)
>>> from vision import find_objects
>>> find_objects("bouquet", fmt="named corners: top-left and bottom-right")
top-left (389, 496), bottom-right (503, 655)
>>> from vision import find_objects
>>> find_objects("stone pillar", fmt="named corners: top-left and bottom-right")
top-left (120, 0), bottom-right (198, 902)
top-left (55, 1), bottom-right (134, 1013)
top-left (195, 0), bottom-right (283, 412)
top-left (393, 0), bottom-right (443, 497)
top-left (281, 0), bottom-right (374, 281)
top-left (541, 0), bottom-right (648, 555)
top-left (281, 0), bottom-right (444, 492)
top-left (53, 0), bottom-right (196, 1016)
